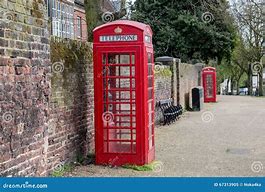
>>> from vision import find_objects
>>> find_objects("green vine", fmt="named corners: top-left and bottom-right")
top-left (50, 37), bottom-right (93, 107)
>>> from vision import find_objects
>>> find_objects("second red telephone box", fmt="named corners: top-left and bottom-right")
top-left (93, 20), bottom-right (155, 166)
top-left (202, 67), bottom-right (217, 102)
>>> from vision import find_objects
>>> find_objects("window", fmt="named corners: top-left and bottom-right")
top-left (45, 0), bottom-right (50, 17)
top-left (77, 16), bottom-right (82, 38)
top-left (51, 0), bottom-right (74, 39)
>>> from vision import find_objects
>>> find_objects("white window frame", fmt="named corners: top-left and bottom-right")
top-left (51, 0), bottom-right (74, 39)
top-left (76, 16), bottom-right (82, 38)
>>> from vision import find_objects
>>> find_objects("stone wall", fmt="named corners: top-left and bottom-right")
top-left (154, 66), bottom-right (172, 124)
top-left (178, 63), bottom-right (202, 109)
top-left (0, 0), bottom-right (50, 176)
top-left (154, 61), bottom-right (202, 124)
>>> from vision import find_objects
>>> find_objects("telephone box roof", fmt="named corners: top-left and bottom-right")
top-left (93, 20), bottom-right (153, 34)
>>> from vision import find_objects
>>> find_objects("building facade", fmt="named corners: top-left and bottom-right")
top-left (74, 0), bottom-right (87, 41)
top-left (47, 0), bottom-right (117, 41)
top-left (47, 0), bottom-right (75, 39)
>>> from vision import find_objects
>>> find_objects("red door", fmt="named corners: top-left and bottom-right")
top-left (94, 46), bottom-right (143, 165)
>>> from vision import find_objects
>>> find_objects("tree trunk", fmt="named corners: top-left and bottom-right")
top-left (225, 79), bottom-right (229, 95)
top-left (248, 64), bottom-right (252, 95)
top-left (231, 80), bottom-right (234, 95)
top-left (84, 0), bottom-right (101, 42)
top-left (258, 70), bottom-right (263, 96)
top-left (84, 0), bottom-right (127, 42)
top-left (236, 80), bottom-right (240, 95)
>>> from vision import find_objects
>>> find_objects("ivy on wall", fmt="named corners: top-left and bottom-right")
top-left (50, 37), bottom-right (93, 106)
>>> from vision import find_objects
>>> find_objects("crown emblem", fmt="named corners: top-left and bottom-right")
top-left (114, 27), bottom-right (122, 34)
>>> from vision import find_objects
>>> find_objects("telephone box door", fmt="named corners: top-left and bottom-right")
top-left (202, 68), bottom-right (217, 102)
top-left (94, 46), bottom-right (142, 165)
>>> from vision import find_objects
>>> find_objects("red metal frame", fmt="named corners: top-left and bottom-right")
top-left (93, 20), bottom-right (155, 166)
top-left (202, 67), bottom-right (217, 103)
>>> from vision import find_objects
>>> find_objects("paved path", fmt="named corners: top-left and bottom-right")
top-left (67, 96), bottom-right (265, 177)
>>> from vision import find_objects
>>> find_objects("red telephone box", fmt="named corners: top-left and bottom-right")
top-left (93, 20), bottom-right (155, 166)
top-left (202, 67), bottom-right (217, 102)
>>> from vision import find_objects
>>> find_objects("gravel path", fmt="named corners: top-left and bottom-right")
top-left (66, 96), bottom-right (265, 177)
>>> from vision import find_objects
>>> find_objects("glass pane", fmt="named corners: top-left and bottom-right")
top-left (148, 53), bottom-right (152, 63)
top-left (206, 74), bottom-right (213, 98)
top-left (117, 104), bottom-right (131, 111)
top-left (108, 142), bottom-right (131, 153)
top-left (106, 90), bottom-right (135, 101)
top-left (108, 129), bottom-right (133, 141)
top-left (114, 115), bottom-right (130, 124)
top-left (148, 65), bottom-right (153, 76)
top-left (107, 54), bottom-right (133, 64)
top-left (102, 54), bottom-right (106, 64)
top-left (106, 66), bottom-right (132, 77)
top-left (148, 77), bottom-right (153, 87)
top-left (131, 55), bottom-right (135, 64)
top-left (108, 54), bottom-right (119, 64)
top-left (120, 55), bottom-right (130, 64)
top-left (118, 79), bottom-right (134, 88)
top-left (120, 66), bottom-right (131, 76)
top-left (148, 89), bottom-right (153, 100)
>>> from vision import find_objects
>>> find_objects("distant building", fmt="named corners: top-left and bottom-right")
top-left (48, 0), bottom-right (75, 39)
top-left (111, 0), bottom-right (121, 11)
top-left (47, 0), bottom-right (117, 41)
top-left (220, 79), bottom-right (231, 95)
top-left (74, 0), bottom-right (87, 41)
top-left (101, 0), bottom-right (116, 12)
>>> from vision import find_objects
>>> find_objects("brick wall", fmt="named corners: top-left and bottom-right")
top-left (0, 0), bottom-right (50, 176)
top-left (0, 1), bottom-right (94, 176)
top-left (47, 38), bottom-right (94, 174)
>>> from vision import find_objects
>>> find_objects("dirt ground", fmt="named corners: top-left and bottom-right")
top-left (66, 95), bottom-right (265, 177)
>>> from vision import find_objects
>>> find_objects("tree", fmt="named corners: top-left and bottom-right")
top-left (217, 57), bottom-right (246, 95)
top-left (84, 0), bottom-right (127, 41)
top-left (230, 0), bottom-right (264, 95)
top-left (131, 0), bottom-right (237, 64)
